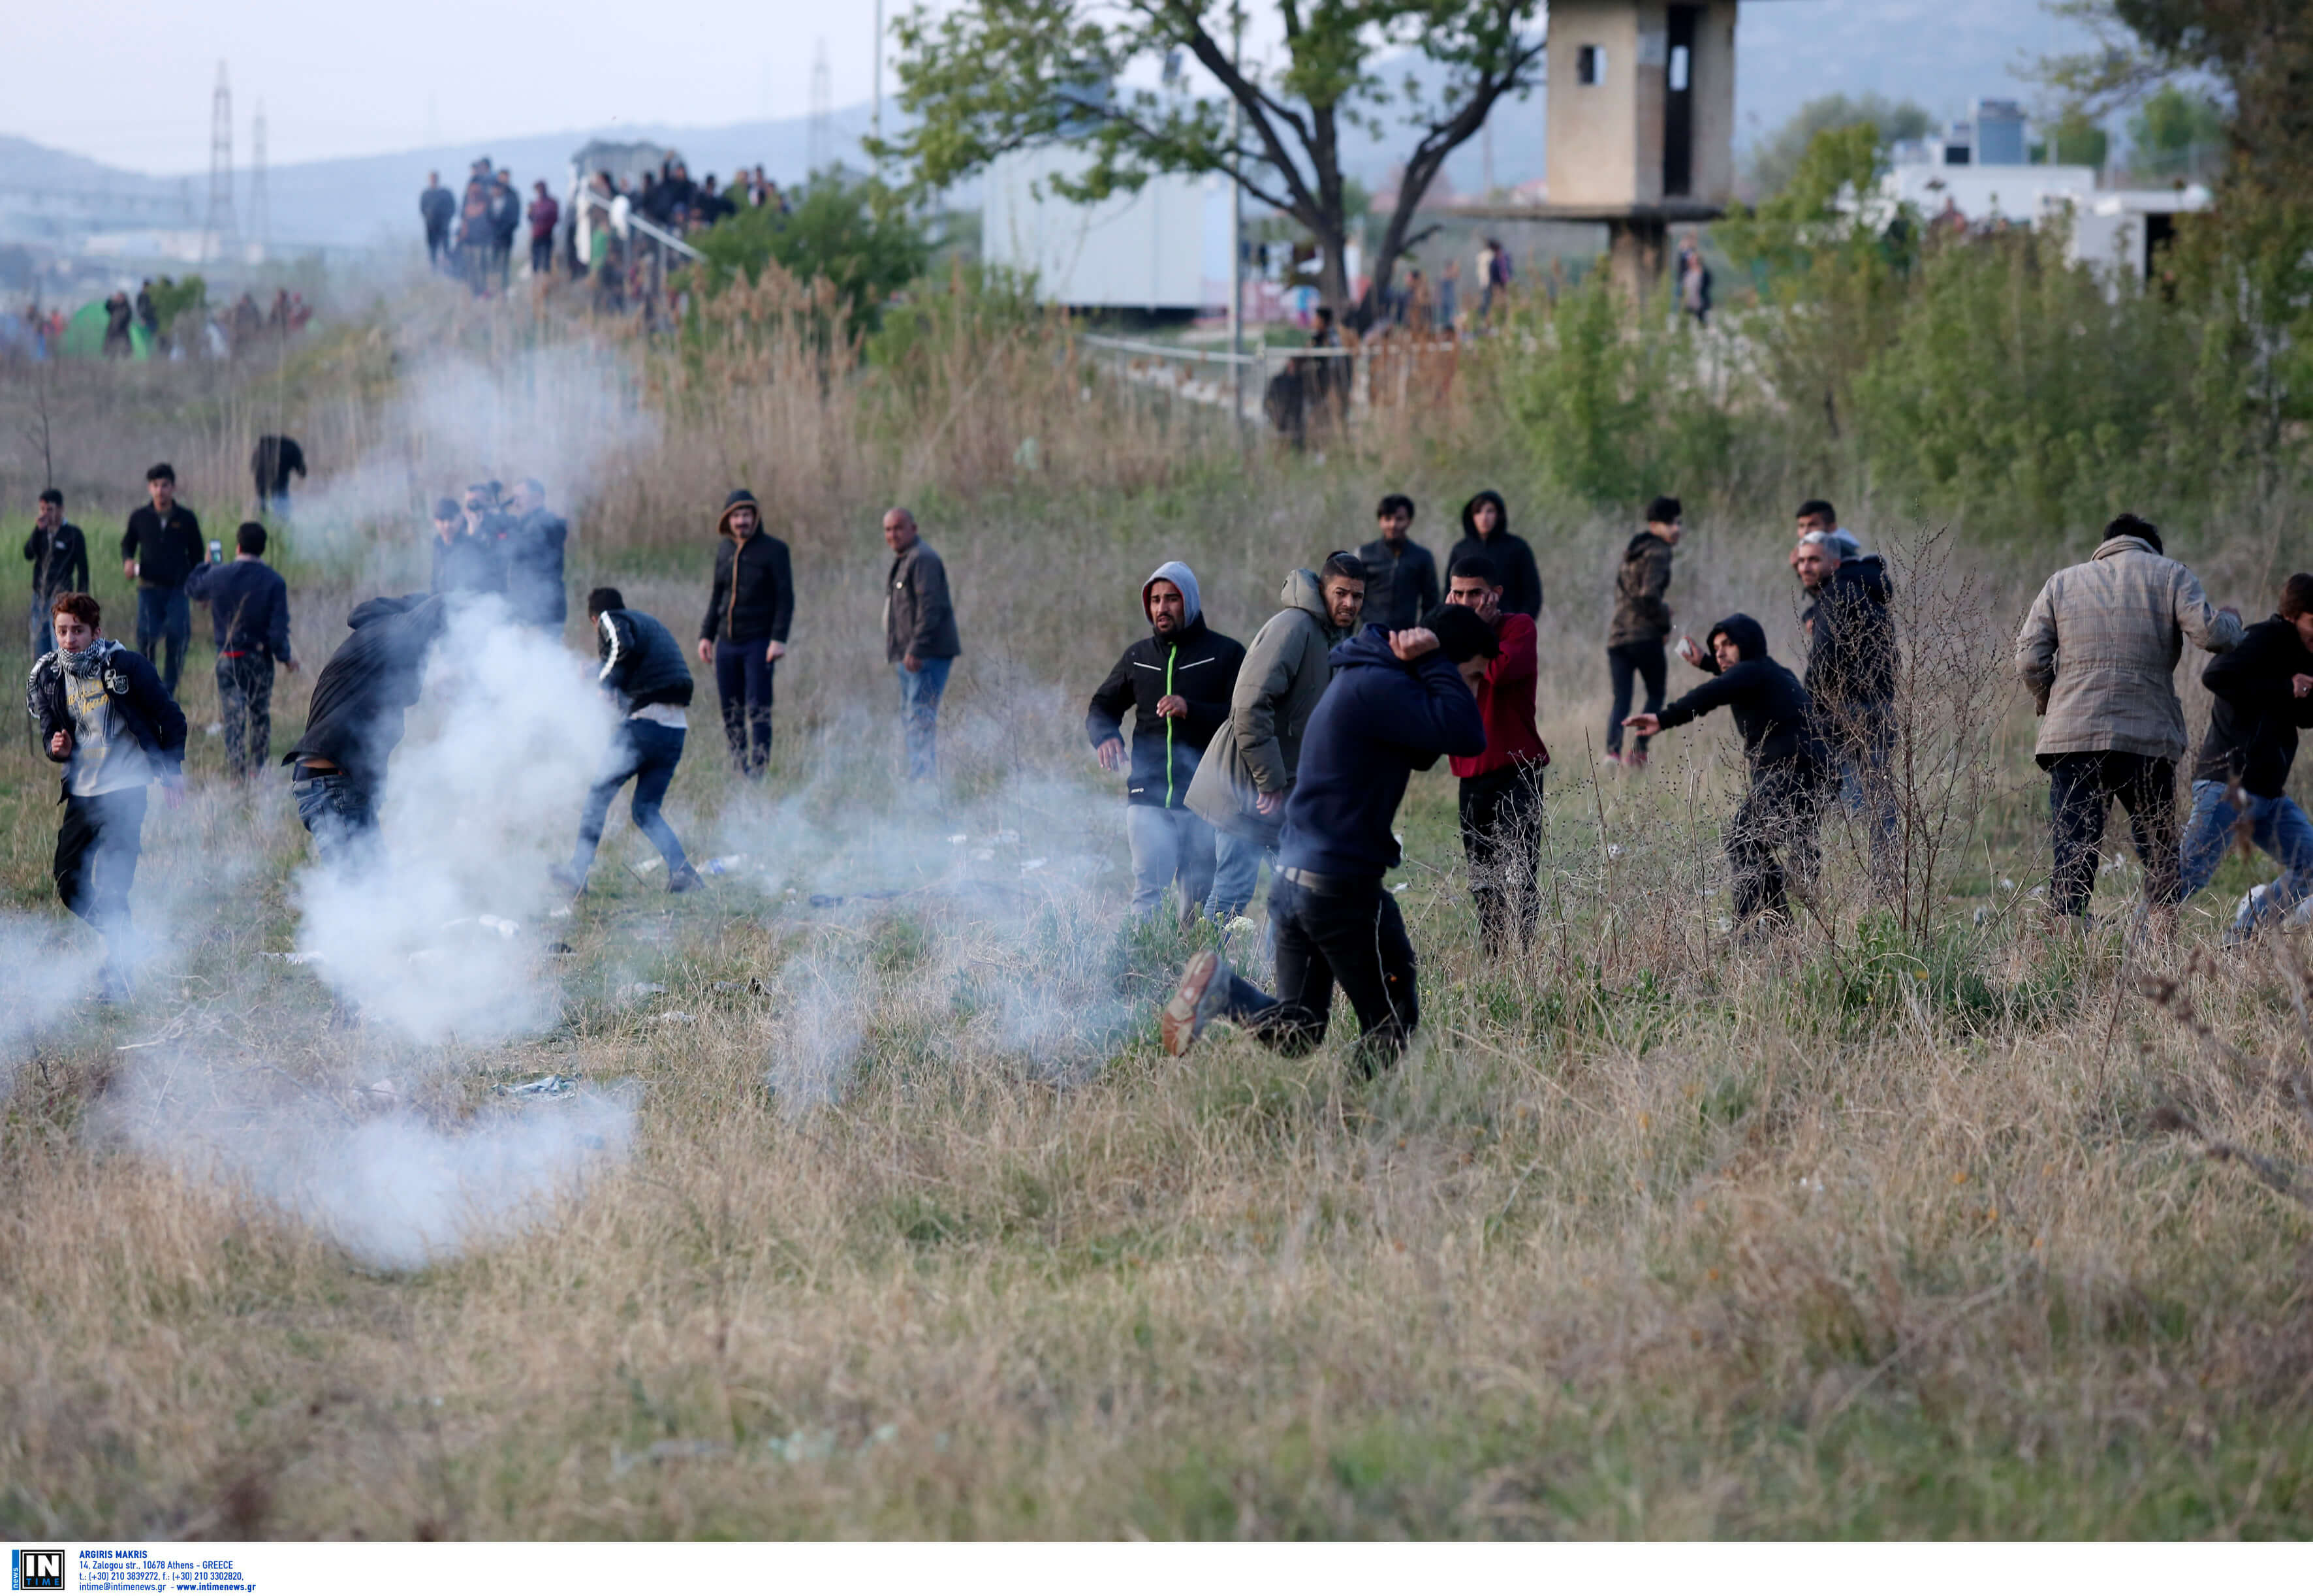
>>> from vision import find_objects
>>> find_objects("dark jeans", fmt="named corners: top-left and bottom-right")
top-left (292, 770), bottom-right (379, 869)
top-left (215, 654), bottom-right (274, 779)
top-left (530, 236), bottom-right (554, 276)
top-left (572, 721), bottom-right (689, 879)
top-left (1729, 757), bottom-right (1833, 923)
top-left (1460, 762), bottom-right (1544, 955)
top-left (54, 786), bottom-right (147, 950)
top-left (1219, 873), bottom-right (1420, 1072)
top-left (714, 640), bottom-right (776, 777)
top-left (1605, 639), bottom-right (1667, 755)
top-left (134, 586), bottom-right (191, 695)
top-left (2044, 750), bottom-right (2180, 919)
top-left (426, 227), bottom-right (450, 269)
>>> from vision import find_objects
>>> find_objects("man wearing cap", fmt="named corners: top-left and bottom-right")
top-left (699, 489), bottom-right (793, 779)
top-left (1161, 604), bottom-right (1491, 1071)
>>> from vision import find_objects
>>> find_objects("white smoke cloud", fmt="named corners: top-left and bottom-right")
top-left (0, 917), bottom-right (108, 1098)
top-left (99, 1055), bottom-right (638, 1273)
top-left (292, 593), bottom-right (615, 1042)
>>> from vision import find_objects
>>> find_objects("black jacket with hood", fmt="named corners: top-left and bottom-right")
top-left (500, 509), bottom-right (569, 628)
top-left (1445, 491), bottom-right (1543, 619)
top-left (2194, 614), bottom-right (2313, 797)
top-left (285, 595), bottom-right (449, 788)
top-left (1086, 562), bottom-right (1246, 809)
top-left (26, 639), bottom-right (188, 799)
top-left (1660, 614), bottom-right (1829, 770)
top-left (1806, 553), bottom-right (1897, 709)
top-left (595, 608), bottom-right (696, 715)
top-left (701, 493), bottom-right (795, 646)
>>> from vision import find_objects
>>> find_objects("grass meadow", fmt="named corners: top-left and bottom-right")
top-left (0, 280), bottom-right (2309, 1538)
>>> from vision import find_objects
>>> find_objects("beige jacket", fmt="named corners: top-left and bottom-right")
top-left (2014, 535), bottom-right (2241, 760)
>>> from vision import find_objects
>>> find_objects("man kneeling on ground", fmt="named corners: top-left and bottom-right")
top-left (1161, 604), bottom-right (1491, 1073)
top-left (283, 595), bottom-right (450, 867)
top-left (25, 591), bottom-right (187, 999)
top-left (554, 587), bottom-right (702, 894)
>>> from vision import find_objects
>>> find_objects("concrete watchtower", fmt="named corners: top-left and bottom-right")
top-left (1545, 0), bottom-right (1738, 288)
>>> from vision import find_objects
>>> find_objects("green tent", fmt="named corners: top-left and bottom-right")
top-left (60, 301), bottom-right (152, 360)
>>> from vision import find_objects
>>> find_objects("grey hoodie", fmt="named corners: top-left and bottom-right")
top-left (1185, 567), bottom-right (1347, 847)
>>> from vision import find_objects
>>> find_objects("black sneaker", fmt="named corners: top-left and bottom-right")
top-left (667, 862), bottom-right (704, 894)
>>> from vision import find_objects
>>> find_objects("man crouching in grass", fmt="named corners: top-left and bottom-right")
top-left (1161, 603), bottom-right (1491, 1074)
top-left (25, 591), bottom-right (187, 1001)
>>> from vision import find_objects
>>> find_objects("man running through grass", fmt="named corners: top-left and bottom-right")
top-left (1161, 603), bottom-right (1490, 1072)
top-left (554, 587), bottom-right (702, 895)
top-left (26, 591), bottom-right (187, 999)
top-left (2178, 571), bottom-right (2313, 939)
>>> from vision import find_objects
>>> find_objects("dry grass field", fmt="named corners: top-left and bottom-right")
top-left (0, 291), bottom-right (2308, 1539)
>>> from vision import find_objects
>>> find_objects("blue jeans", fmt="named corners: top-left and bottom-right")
top-left (135, 586), bottom-right (191, 695)
top-left (713, 639), bottom-right (776, 777)
top-left (1210, 828), bottom-right (1267, 921)
top-left (292, 771), bottom-right (379, 869)
top-left (897, 655), bottom-right (952, 780)
top-left (1125, 804), bottom-right (1216, 918)
top-left (2179, 780), bottom-right (2313, 931)
top-left (572, 720), bottom-right (689, 879)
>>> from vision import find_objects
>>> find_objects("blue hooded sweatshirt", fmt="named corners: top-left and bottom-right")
top-left (1276, 625), bottom-right (1487, 878)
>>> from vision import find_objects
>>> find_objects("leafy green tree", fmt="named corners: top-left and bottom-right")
top-left (2124, 84), bottom-right (2224, 178)
top-left (690, 174), bottom-right (931, 334)
top-left (875, 0), bottom-right (1543, 311)
top-left (1743, 93), bottom-right (1932, 201)
top-left (2047, 110), bottom-right (2110, 168)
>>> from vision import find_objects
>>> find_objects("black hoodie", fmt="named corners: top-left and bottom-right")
top-left (1086, 569), bottom-right (1246, 809)
top-left (285, 595), bottom-right (449, 787)
top-left (1446, 490), bottom-right (1543, 619)
top-left (1806, 553), bottom-right (1897, 708)
top-left (1660, 613), bottom-right (1828, 769)
top-left (2194, 614), bottom-right (2313, 797)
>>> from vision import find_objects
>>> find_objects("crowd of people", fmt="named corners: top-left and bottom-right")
top-left (18, 462), bottom-right (2310, 1061)
top-left (419, 154), bottom-right (793, 302)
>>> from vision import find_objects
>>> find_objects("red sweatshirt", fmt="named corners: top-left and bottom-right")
top-left (1451, 610), bottom-right (1549, 777)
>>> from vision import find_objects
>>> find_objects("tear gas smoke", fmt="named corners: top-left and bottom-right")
top-left (0, 918), bottom-right (106, 1097)
top-left (101, 1055), bottom-right (638, 1272)
top-left (289, 341), bottom-right (658, 580)
top-left (293, 594), bottom-right (614, 1042)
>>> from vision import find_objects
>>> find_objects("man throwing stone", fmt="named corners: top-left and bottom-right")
top-left (1162, 604), bottom-right (1491, 1072)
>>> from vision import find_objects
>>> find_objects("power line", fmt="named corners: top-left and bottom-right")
top-left (202, 60), bottom-right (236, 265)
top-left (249, 99), bottom-right (270, 262)
top-left (809, 38), bottom-right (832, 176)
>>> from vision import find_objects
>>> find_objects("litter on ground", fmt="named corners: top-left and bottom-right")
top-left (498, 1074), bottom-right (578, 1098)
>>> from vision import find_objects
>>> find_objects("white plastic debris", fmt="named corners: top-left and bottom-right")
top-left (1607, 844), bottom-right (1627, 859)
top-left (947, 834), bottom-right (968, 845)
top-left (620, 981), bottom-right (669, 999)
top-left (260, 950), bottom-right (327, 965)
top-left (1796, 1174), bottom-right (1825, 1196)
top-left (499, 1073), bottom-right (578, 1098)
top-left (654, 1011), bottom-right (697, 1025)
top-left (702, 855), bottom-right (746, 875)
top-left (634, 858), bottom-right (664, 873)
top-left (1391, 882), bottom-right (1409, 894)
top-left (204, 722), bottom-right (223, 737)
top-left (478, 915), bottom-right (518, 938)
top-left (1998, 878), bottom-right (2016, 890)
top-left (548, 906), bottom-right (573, 920)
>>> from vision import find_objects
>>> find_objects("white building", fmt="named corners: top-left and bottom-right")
top-left (2064, 186), bottom-right (2215, 284)
top-left (980, 146), bottom-right (1232, 312)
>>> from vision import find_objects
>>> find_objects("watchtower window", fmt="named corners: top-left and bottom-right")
top-left (1577, 45), bottom-right (1606, 86)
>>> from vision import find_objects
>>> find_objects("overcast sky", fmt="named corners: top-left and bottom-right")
top-left (11, 1), bottom-right (2094, 177)
top-left (12, 0), bottom-right (909, 173)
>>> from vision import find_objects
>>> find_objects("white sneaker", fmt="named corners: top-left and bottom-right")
top-left (1161, 948), bottom-right (1231, 1057)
